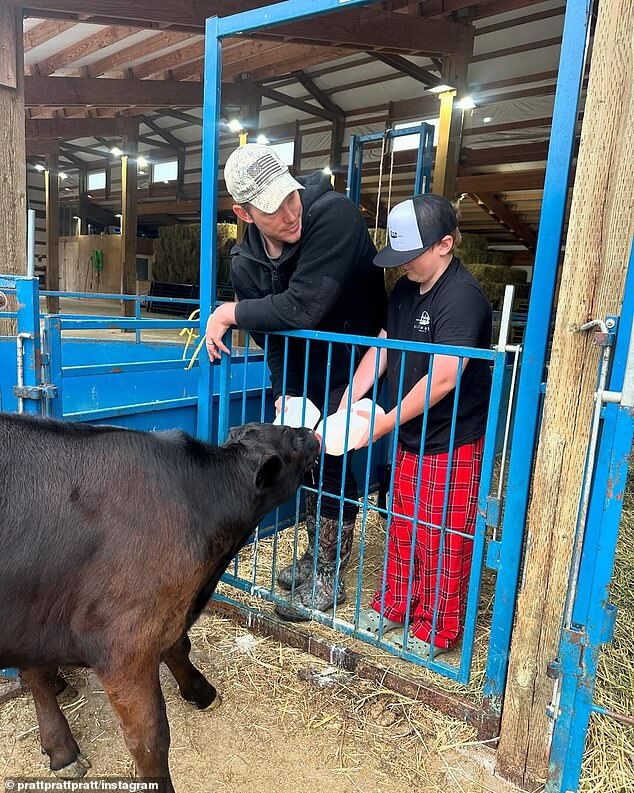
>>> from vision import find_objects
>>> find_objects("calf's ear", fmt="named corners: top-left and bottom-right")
top-left (255, 454), bottom-right (282, 490)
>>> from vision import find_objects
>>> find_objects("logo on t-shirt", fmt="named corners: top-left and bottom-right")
top-left (414, 310), bottom-right (430, 332)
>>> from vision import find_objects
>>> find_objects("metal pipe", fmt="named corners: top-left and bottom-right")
top-left (27, 209), bottom-right (36, 279)
top-left (15, 332), bottom-right (33, 415)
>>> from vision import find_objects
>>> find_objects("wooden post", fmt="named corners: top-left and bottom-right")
top-left (431, 89), bottom-right (456, 197)
top-left (432, 41), bottom-right (472, 199)
top-left (497, 0), bottom-right (634, 787)
top-left (292, 120), bottom-right (302, 176)
top-left (44, 147), bottom-right (60, 314)
top-left (330, 116), bottom-right (346, 193)
top-left (120, 127), bottom-right (138, 318)
top-left (0, 5), bottom-right (26, 336)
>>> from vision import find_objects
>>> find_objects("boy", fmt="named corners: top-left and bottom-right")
top-left (342, 194), bottom-right (492, 655)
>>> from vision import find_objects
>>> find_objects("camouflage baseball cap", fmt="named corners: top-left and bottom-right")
top-left (224, 143), bottom-right (303, 213)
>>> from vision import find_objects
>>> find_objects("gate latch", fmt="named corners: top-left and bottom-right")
top-left (13, 384), bottom-right (58, 400)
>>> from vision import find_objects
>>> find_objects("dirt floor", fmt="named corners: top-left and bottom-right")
top-left (0, 612), bottom-right (518, 793)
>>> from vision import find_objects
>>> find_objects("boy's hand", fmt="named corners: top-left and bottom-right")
top-left (354, 410), bottom-right (394, 449)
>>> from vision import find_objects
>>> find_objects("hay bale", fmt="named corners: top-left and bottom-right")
top-left (152, 223), bottom-right (237, 285)
top-left (456, 234), bottom-right (488, 264)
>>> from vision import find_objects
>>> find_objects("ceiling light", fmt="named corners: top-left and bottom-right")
top-left (457, 96), bottom-right (476, 111)
top-left (35, 163), bottom-right (45, 172)
top-left (428, 84), bottom-right (455, 94)
top-left (256, 134), bottom-right (269, 145)
top-left (137, 156), bottom-right (149, 168)
top-left (110, 146), bottom-right (123, 157)
top-left (227, 118), bottom-right (243, 133)
top-left (58, 172), bottom-right (68, 180)
top-left (322, 166), bottom-right (333, 176)
top-left (138, 170), bottom-right (147, 176)
top-left (483, 116), bottom-right (493, 123)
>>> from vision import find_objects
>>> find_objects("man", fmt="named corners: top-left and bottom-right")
top-left (205, 143), bottom-right (387, 621)
top-left (342, 194), bottom-right (492, 654)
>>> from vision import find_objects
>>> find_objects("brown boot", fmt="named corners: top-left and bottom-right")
top-left (275, 515), bottom-right (354, 621)
top-left (276, 492), bottom-right (317, 591)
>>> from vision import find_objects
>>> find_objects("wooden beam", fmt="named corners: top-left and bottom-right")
top-left (44, 148), bottom-right (60, 313)
top-left (369, 52), bottom-right (439, 87)
top-left (31, 25), bottom-right (140, 77)
top-left (0, 5), bottom-right (26, 336)
top-left (136, 199), bottom-right (199, 216)
top-left (141, 116), bottom-right (184, 151)
top-left (86, 30), bottom-right (192, 77)
top-left (14, 1), bottom-right (471, 48)
top-left (470, 36), bottom-right (562, 64)
top-left (8, 0), bottom-right (240, 28)
top-left (120, 127), bottom-right (138, 316)
top-left (26, 116), bottom-right (137, 139)
top-left (432, 37), bottom-right (472, 198)
top-left (292, 71), bottom-right (344, 118)
top-left (232, 45), bottom-right (349, 83)
top-left (461, 142), bottom-right (551, 168)
top-left (463, 116), bottom-right (552, 138)
top-left (24, 76), bottom-right (260, 108)
top-left (469, 193), bottom-right (537, 250)
top-left (261, 85), bottom-right (338, 122)
top-left (155, 109), bottom-right (201, 126)
top-left (497, 0), bottom-right (634, 787)
top-left (456, 170), bottom-right (545, 193)
top-left (330, 117), bottom-right (346, 189)
top-left (260, 8), bottom-right (472, 55)
top-left (131, 39), bottom-right (204, 80)
top-left (475, 5), bottom-right (565, 37)
top-left (23, 19), bottom-right (77, 51)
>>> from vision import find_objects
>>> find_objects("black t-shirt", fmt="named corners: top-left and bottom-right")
top-left (386, 257), bottom-right (492, 455)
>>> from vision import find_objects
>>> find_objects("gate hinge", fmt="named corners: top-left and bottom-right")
top-left (13, 384), bottom-right (58, 400)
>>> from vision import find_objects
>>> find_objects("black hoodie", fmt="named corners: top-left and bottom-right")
top-left (231, 172), bottom-right (387, 404)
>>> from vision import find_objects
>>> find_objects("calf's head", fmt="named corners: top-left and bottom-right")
top-left (225, 423), bottom-right (320, 515)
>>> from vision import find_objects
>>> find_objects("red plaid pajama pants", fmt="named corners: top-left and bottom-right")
top-left (370, 436), bottom-right (484, 649)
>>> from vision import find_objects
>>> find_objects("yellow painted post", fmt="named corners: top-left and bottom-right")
top-left (431, 89), bottom-right (456, 197)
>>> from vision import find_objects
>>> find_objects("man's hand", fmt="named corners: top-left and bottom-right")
top-left (274, 396), bottom-right (285, 416)
top-left (354, 410), bottom-right (394, 449)
top-left (205, 302), bottom-right (237, 360)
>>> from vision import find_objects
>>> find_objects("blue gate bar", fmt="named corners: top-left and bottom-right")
top-left (197, 14), bottom-right (222, 441)
top-left (483, 0), bottom-right (594, 712)
top-left (15, 278), bottom-right (42, 416)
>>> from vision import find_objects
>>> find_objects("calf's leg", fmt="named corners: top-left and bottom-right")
top-left (21, 668), bottom-right (90, 778)
top-left (98, 660), bottom-right (174, 793)
top-left (163, 633), bottom-right (220, 710)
